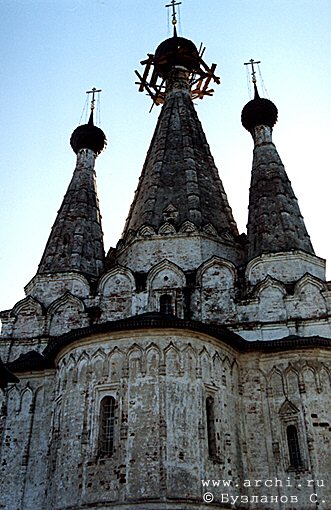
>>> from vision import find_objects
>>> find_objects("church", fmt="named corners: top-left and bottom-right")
top-left (0, 4), bottom-right (330, 509)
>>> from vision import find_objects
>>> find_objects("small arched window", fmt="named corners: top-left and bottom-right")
top-left (206, 395), bottom-right (217, 458)
top-left (99, 396), bottom-right (115, 457)
top-left (160, 294), bottom-right (173, 315)
top-left (286, 425), bottom-right (302, 469)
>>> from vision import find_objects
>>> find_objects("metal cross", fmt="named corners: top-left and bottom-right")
top-left (165, 0), bottom-right (182, 25)
top-left (86, 87), bottom-right (102, 111)
top-left (244, 59), bottom-right (261, 84)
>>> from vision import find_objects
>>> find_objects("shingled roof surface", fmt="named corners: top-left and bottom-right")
top-left (122, 78), bottom-right (239, 240)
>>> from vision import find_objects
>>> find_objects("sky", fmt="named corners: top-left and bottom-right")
top-left (0, 0), bottom-right (330, 312)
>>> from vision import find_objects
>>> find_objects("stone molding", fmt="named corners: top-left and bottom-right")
top-left (6, 313), bottom-right (331, 374)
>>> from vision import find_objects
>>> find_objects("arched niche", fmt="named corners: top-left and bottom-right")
top-left (98, 267), bottom-right (135, 320)
top-left (255, 277), bottom-right (286, 322)
top-left (147, 260), bottom-right (185, 317)
top-left (11, 296), bottom-right (44, 338)
top-left (48, 293), bottom-right (87, 336)
top-left (197, 257), bottom-right (237, 322)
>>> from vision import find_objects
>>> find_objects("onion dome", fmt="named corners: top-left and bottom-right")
top-left (154, 35), bottom-right (200, 78)
top-left (70, 111), bottom-right (106, 156)
top-left (241, 83), bottom-right (278, 132)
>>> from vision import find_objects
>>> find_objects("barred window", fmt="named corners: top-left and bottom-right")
top-left (206, 395), bottom-right (217, 458)
top-left (287, 425), bottom-right (301, 469)
top-left (99, 396), bottom-right (115, 457)
top-left (160, 294), bottom-right (173, 315)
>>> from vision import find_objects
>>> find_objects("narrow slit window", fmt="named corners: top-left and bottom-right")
top-left (206, 395), bottom-right (217, 458)
top-left (286, 425), bottom-right (302, 469)
top-left (160, 294), bottom-right (173, 315)
top-left (99, 396), bottom-right (115, 457)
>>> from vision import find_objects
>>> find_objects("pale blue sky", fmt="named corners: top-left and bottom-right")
top-left (0, 0), bottom-right (330, 311)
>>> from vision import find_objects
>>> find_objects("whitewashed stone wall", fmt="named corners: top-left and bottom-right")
top-left (1, 237), bottom-right (330, 509)
top-left (116, 231), bottom-right (243, 272)
top-left (0, 373), bottom-right (55, 510)
top-left (1, 246), bottom-right (331, 359)
top-left (0, 331), bottom-right (330, 509)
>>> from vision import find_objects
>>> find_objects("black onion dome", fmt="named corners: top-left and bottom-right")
top-left (70, 112), bottom-right (106, 156)
top-left (241, 84), bottom-right (278, 132)
top-left (154, 36), bottom-right (200, 78)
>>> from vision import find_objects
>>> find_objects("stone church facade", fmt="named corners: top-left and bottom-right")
top-left (0, 24), bottom-right (330, 510)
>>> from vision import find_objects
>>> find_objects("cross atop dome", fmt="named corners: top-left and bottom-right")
top-left (86, 87), bottom-right (102, 112)
top-left (241, 60), bottom-right (278, 131)
top-left (165, 0), bottom-right (182, 35)
top-left (135, 2), bottom-right (220, 107)
top-left (244, 58), bottom-right (261, 84)
top-left (70, 88), bottom-right (106, 156)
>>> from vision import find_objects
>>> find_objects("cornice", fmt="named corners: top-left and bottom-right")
top-left (5, 313), bottom-right (331, 374)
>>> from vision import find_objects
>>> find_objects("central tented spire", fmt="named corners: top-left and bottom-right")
top-left (121, 31), bottom-right (239, 243)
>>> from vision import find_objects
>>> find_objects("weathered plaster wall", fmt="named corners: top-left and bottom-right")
top-left (2, 250), bottom-right (330, 354)
top-left (1, 241), bottom-right (330, 510)
top-left (1, 331), bottom-right (329, 510)
top-left (0, 372), bottom-right (55, 510)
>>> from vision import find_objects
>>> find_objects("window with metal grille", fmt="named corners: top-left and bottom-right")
top-left (286, 424), bottom-right (302, 469)
top-left (99, 396), bottom-right (115, 457)
top-left (160, 294), bottom-right (173, 314)
top-left (206, 395), bottom-right (217, 458)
